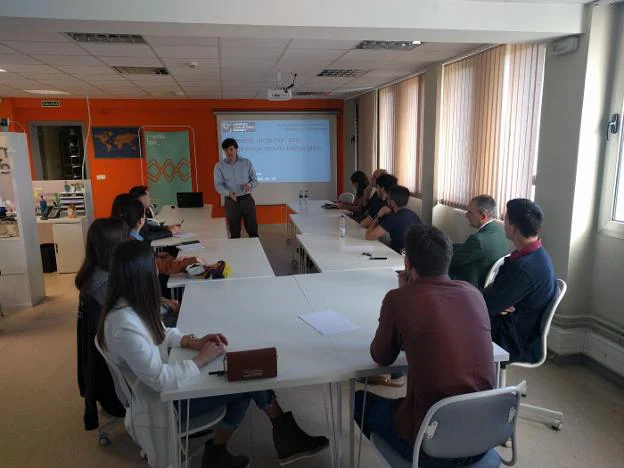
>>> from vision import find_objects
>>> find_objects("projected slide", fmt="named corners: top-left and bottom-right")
top-left (220, 119), bottom-right (331, 183)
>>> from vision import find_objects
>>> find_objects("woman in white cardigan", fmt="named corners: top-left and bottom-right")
top-left (96, 241), bottom-right (328, 468)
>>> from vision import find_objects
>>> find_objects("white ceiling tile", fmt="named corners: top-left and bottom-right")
top-left (126, 75), bottom-right (176, 83)
top-left (220, 47), bottom-right (284, 60)
top-left (144, 35), bottom-right (218, 46)
top-left (281, 49), bottom-right (346, 61)
top-left (329, 60), bottom-right (380, 69)
top-left (418, 43), bottom-right (480, 53)
top-left (185, 92), bottom-right (221, 98)
top-left (274, 60), bottom-right (333, 71)
top-left (288, 39), bottom-right (360, 50)
top-left (2, 41), bottom-right (87, 56)
top-left (33, 55), bottom-right (103, 66)
top-left (58, 65), bottom-right (113, 74)
top-left (361, 69), bottom-right (409, 78)
top-left (0, 54), bottom-right (43, 65)
top-left (339, 49), bottom-right (411, 61)
top-left (152, 45), bottom-right (218, 58)
top-left (168, 68), bottom-right (220, 77)
top-left (0, 32), bottom-right (71, 42)
top-left (0, 63), bottom-right (62, 73)
top-left (81, 74), bottom-right (129, 82)
top-left (219, 37), bottom-right (290, 48)
top-left (98, 56), bottom-right (164, 67)
top-left (93, 83), bottom-right (142, 90)
top-left (0, 44), bottom-right (20, 55)
top-left (80, 43), bottom-right (155, 57)
top-left (161, 57), bottom-right (219, 69)
top-left (34, 75), bottom-right (87, 85)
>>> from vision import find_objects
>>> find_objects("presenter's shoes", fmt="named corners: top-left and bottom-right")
top-left (357, 374), bottom-right (406, 387)
top-left (201, 442), bottom-right (250, 468)
top-left (272, 411), bottom-right (330, 465)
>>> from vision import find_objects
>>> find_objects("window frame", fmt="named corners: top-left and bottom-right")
top-left (599, 9), bottom-right (624, 239)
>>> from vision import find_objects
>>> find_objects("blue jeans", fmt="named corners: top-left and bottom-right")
top-left (176, 390), bottom-right (275, 431)
top-left (354, 391), bottom-right (485, 468)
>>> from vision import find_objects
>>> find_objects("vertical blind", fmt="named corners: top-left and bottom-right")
top-left (356, 91), bottom-right (378, 177)
top-left (439, 44), bottom-right (546, 216)
top-left (378, 75), bottom-right (424, 196)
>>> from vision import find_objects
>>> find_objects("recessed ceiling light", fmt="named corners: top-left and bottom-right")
top-left (0, 68), bottom-right (7, 72)
top-left (356, 40), bottom-right (423, 51)
top-left (24, 89), bottom-right (70, 95)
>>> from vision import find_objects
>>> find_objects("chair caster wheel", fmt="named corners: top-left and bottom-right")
top-left (98, 435), bottom-right (111, 446)
top-left (502, 439), bottom-right (512, 448)
top-left (139, 449), bottom-right (147, 459)
top-left (551, 422), bottom-right (563, 431)
top-left (521, 389), bottom-right (528, 398)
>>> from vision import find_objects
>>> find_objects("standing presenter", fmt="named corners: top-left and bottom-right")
top-left (214, 138), bottom-right (259, 238)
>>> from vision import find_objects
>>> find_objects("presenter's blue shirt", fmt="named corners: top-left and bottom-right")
top-left (214, 156), bottom-right (258, 197)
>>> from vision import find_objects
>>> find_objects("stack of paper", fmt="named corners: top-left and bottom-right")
top-left (299, 310), bottom-right (360, 335)
top-left (177, 243), bottom-right (205, 253)
top-left (173, 232), bottom-right (196, 239)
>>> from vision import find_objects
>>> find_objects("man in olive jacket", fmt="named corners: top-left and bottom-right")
top-left (449, 195), bottom-right (509, 290)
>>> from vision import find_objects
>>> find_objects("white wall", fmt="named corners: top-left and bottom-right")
top-left (535, 4), bottom-right (619, 320)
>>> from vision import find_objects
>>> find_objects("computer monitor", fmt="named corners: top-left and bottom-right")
top-left (176, 192), bottom-right (203, 208)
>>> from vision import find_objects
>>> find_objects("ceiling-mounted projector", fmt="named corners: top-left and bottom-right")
top-left (267, 88), bottom-right (292, 101)
top-left (266, 72), bottom-right (296, 101)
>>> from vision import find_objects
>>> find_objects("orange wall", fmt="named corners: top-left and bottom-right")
top-left (9, 97), bottom-right (344, 221)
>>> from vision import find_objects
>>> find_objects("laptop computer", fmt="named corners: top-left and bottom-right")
top-left (176, 192), bottom-right (203, 208)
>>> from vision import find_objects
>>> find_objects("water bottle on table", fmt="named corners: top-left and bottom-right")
top-left (299, 190), bottom-right (303, 205)
top-left (304, 190), bottom-right (309, 205)
top-left (339, 214), bottom-right (346, 238)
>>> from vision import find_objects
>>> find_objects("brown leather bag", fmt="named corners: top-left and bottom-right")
top-left (224, 347), bottom-right (277, 382)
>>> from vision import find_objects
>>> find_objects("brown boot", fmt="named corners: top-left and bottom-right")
top-left (272, 412), bottom-right (329, 465)
top-left (201, 442), bottom-right (250, 468)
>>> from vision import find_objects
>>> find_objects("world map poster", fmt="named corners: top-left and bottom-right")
top-left (92, 127), bottom-right (141, 158)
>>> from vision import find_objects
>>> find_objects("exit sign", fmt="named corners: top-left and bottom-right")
top-left (41, 100), bottom-right (61, 108)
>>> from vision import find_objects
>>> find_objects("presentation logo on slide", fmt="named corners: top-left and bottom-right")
top-left (222, 121), bottom-right (256, 133)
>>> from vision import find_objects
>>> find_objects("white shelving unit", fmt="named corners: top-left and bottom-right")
top-left (0, 132), bottom-right (45, 309)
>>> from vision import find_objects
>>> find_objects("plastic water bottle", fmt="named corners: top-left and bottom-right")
top-left (339, 214), bottom-right (346, 238)
top-left (304, 190), bottom-right (309, 205)
top-left (299, 190), bottom-right (303, 205)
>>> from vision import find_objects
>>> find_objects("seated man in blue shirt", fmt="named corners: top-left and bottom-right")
top-left (366, 185), bottom-right (422, 253)
top-left (483, 198), bottom-right (556, 363)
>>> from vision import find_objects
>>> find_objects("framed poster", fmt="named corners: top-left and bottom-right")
top-left (92, 127), bottom-right (140, 158)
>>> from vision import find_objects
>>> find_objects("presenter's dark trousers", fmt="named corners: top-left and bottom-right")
top-left (225, 194), bottom-right (258, 238)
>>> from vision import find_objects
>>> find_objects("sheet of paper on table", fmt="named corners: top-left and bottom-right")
top-left (172, 232), bottom-right (196, 239)
top-left (298, 310), bottom-right (360, 335)
top-left (177, 243), bottom-right (205, 252)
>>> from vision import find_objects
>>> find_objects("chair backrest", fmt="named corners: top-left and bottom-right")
top-left (406, 196), bottom-right (422, 218)
top-left (94, 336), bottom-right (133, 409)
top-left (514, 278), bottom-right (567, 369)
top-left (414, 385), bottom-right (522, 466)
top-left (484, 255), bottom-right (509, 289)
top-left (338, 192), bottom-right (355, 203)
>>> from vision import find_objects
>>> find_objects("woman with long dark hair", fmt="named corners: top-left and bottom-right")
top-left (97, 242), bottom-right (328, 468)
top-left (110, 194), bottom-right (201, 276)
top-left (337, 170), bottom-right (370, 217)
top-left (76, 218), bottom-right (128, 433)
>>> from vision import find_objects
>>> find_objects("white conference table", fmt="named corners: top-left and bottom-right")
top-left (163, 272), bottom-right (509, 468)
top-left (167, 237), bottom-right (275, 298)
top-left (296, 233), bottom-right (404, 273)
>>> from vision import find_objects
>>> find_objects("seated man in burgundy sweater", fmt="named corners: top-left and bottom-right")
top-left (356, 224), bottom-right (495, 466)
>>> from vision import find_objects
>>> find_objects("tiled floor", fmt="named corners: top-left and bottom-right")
top-left (1, 225), bottom-right (623, 467)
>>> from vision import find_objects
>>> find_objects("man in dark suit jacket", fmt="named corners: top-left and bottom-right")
top-left (450, 195), bottom-right (510, 289)
top-left (483, 199), bottom-right (556, 363)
